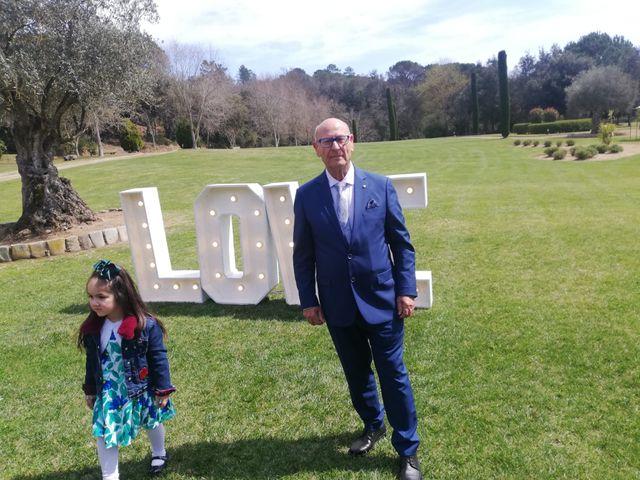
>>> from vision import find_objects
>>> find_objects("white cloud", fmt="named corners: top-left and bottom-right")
top-left (144, 0), bottom-right (640, 76)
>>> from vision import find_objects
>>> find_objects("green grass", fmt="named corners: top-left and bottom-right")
top-left (0, 153), bottom-right (17, 173)
top-left (1, 136), bottom-right (639, 479)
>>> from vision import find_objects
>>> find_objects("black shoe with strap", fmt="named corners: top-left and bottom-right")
top-left (348, 425), bottom-right (387, 455)
top-left (399, 454), bottom-right (422, 480)
top-left (150, 454), bottom-right (169, 476)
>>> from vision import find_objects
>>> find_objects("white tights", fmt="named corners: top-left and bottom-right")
top-left (96, 424), bottom-right (166, 480)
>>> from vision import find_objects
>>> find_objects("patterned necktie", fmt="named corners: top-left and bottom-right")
top-left (334, 183), bottom-right (351, 240)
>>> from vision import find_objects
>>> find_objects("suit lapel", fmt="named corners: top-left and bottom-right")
top-left (352, 167), bottom-right (367, 242)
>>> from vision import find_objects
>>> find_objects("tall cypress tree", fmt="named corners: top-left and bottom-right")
top-left (471, 72), bottom-right (479, 135)
top-left (351, 119), bottom-right (358, 143)
top-left (386, 87), bottom-right (399, 141)
top-left (498, 50), bottom-right (510, 138)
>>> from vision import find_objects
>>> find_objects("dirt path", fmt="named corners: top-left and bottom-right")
top-left (0, 147), bottom-right (179, 183)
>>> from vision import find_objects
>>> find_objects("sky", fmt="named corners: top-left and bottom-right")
top-left (143, 0), bottom-right (640, 78)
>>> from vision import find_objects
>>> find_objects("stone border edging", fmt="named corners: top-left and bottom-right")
top-left (0, 225), bottom-right (128, 263)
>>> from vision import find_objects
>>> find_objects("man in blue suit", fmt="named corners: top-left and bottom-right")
top-left (293, 118), bottom-right (422, 480)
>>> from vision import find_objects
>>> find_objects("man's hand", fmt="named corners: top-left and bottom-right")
top-left (397, 296), bottom-right (416, 319)
top-left (303, 306), bottom-right (326, 325)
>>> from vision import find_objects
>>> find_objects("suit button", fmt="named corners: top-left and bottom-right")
top-left (351, 277), bottom-right (355, 283)
top-left (347, 254), bottom-right (352, 260)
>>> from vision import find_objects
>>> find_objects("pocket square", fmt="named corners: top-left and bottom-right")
top-left (366, 199), bottom-right (379, 209)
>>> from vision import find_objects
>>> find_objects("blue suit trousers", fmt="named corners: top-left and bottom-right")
top-left (327, 311), bottom-right (420, 456)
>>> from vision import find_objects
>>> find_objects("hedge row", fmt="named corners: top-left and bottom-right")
top-left (512, 119), bottom-right (591, 134)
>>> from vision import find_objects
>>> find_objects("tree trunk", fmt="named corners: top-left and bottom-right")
top-left (590, 112), bottom-right (601, 134)
top-left (145, 113), bottom-right (157, 147)
top-left (94, 114), bottom-right (104, 157)
top-left (12, 122), bottom-right (96, 233)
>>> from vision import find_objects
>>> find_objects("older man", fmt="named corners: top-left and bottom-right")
top-left (293, 118), bottom-right (422, 480)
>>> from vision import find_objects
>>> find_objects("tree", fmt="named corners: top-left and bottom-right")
top-left (247, 77), bottom-right (289, 147)
top-left (237, 65), bottom-right (256, 85)
top-left (0, 0), bottom-right (158, 233)
top-left (566, 66), bottom-right (638, 133)
top-left (386, 87), bottom-right (399, 140)
top-left (498, 50), bottom-right (510, 138)
top-left (564, 32), bottom-right (640, 80)
top-left (135, 42), bottom-right (172, 148)
top-left (387, 60), bottom-right (426, 88)
top-left (220, 93), bottom-right (250, 148)
top-left (165, 43), bottom-right (232, 148)
top-left (470, 72), bottom-right (479, 135)
top-left (416, 64), bottom-right (468, 137)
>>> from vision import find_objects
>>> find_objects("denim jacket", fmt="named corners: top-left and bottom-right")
top-left (81, 315), bottom-right (176, 399)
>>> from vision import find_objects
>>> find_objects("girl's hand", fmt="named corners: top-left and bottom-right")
top-left (85, 395), bottom-right (96, 409)
top-left (156, 395), bottom-right (170, 409)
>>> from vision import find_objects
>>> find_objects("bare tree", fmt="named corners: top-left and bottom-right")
top-left (247, 77), bottom-right (289, 147)
top-left (165, 43), bottom-right (232, 148)
top-left (0, 0), bottom-right (158, 233)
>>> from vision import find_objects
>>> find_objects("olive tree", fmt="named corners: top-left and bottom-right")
top-left (0, 0), bottom-right (158, 234)
top-left (566, 66), bottom-right (638, 133)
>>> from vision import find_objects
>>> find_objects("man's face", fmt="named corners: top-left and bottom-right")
top-left (313, 120), bottom-right (354, 174)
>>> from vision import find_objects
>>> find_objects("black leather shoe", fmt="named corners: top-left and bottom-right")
top-left (399, 455), bottom-right (422, 480)
top-left (348, 425), bottom-right (387, 455)
top-left (150, 454), bottom-right (168, 476)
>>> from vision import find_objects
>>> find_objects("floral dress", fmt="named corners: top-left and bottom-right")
top-left (92, 327), bottom-right (175, 448)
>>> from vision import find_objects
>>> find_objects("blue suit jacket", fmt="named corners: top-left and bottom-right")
top-left (293, 166), bottom-right (417, 326)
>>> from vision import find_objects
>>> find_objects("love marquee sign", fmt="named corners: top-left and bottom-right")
top-left (119, 173), bottom-right (432, 308)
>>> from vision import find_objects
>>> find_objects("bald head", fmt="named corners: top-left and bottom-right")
top-left (314, 118), bottom-right (350, 141)
top-left (312, 117), bottom-right (354, 181)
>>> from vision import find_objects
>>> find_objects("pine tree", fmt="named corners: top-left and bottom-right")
top-left (471, 72), bottom-right (479, 135)
top-left (386, 87), bottom-right (399, 141)
top-left (498, 50), bottom-right (510, 138)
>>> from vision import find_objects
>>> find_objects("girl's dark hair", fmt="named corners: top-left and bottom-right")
top-left (77, 264), bottom-right (167, 348)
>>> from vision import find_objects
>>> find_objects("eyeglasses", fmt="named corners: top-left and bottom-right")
top-left (316, 135), bottom-right (352, 148)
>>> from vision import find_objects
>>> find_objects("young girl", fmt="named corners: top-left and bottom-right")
top-left (78, 259), bottom-right (176, 479)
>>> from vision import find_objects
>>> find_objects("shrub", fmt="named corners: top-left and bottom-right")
top-left (544, 146), bottom-right (558, 157)
top-left (0, 139), bottom-right (6, 159)
top-left (120, 119), bottom-right (144, 152)
top-left (524, 119), bottom-right (592, 134)
top-left (544, 140), bottom-right (552, 148)
top-left (591, 144), bottom-right (607, 154)
top-left (574, 148), bottom-right (591, 160)
top-left (175, 121), bottom-right (194, 148)
top-left (553, 148), bottom-right (567, 160)
top-left (523, 140), bottom-right (531, 146)
top-left (608, 144), bottom-right (623, 153)
top-left (155, 135), bottom-right (172, 146)
top-left (570, 147), bottom-right (576, 156)
top-left (512, 123), bottom-right (528, 134)
top-left (542, 107), bottom-right (560, 122)
top-left (598, 123), bottom-right (616, 145)
top-left (566, 140), bottom-right (575, 146)
top-left (513, 139), bottom-right (521, 146)
top-left (574, 146), bottom-right (597, 160)
top-left (556, 140), bottom-right (563, 147)
top-left (528, 107), bottom-right (544, 123)
top-left (78, 135), bottom-right (97, 156)
top-left (532, 140), bottom-right (539, 147)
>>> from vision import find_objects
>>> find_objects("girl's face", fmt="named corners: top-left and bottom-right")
top-left (87, 277), bottom-right (124, 321)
